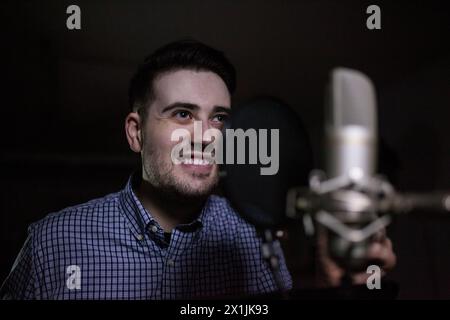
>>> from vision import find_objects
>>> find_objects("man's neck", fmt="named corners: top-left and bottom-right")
top-left (135, 179), bottom-right (206, 232)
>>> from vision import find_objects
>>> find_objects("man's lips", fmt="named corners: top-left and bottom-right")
top-left (179, 156), bottom-right (214, 174)
top-left (181, 158), bottom-right (212, 165)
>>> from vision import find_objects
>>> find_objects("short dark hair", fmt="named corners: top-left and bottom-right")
top-left (128, 39), bottom-right (236, 114)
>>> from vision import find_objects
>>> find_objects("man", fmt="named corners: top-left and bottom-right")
top-left (1, 40), bottom-right (395, 299)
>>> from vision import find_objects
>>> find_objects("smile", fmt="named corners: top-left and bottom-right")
top-left (181, 158), bottom-right (212, 166)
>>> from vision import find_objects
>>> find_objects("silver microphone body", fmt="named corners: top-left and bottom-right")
top-left (327, 68), bottom-right (377, 180)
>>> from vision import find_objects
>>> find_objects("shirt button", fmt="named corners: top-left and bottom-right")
top-left (167, 259), bottom-right (174, 266)
top-left (136, 234), bottom-right (144, 241)
top-left (150, 225), bottom-right (158, 233)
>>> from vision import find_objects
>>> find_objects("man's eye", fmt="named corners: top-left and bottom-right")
top-left (212, 114), bottom-right (228, 122)
top-left (174, 110), bottom-right (192, 120)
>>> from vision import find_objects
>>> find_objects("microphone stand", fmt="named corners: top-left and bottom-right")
top-left (261, 229), bottom-right (290, 299)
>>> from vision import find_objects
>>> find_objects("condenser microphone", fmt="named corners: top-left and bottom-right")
top-left (317, 68), bottom-right (385, 271)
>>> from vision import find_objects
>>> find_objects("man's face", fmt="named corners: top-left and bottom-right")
top-left (140, 69), bottom-right (231, 198)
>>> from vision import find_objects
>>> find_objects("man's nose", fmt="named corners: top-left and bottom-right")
top-left (191, 120), bottom-right (211, 144)
top-left (188, 120), bottom-right (212, 154)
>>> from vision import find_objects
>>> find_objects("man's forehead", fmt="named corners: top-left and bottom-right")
top-left (152, 69), bottom-right (231, 111)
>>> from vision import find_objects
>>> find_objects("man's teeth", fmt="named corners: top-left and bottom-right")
top-left (181, 158), bottom-right (212, 165)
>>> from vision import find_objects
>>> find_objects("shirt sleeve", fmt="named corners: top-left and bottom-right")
top-left (0, 230), bottom-right (37, 300)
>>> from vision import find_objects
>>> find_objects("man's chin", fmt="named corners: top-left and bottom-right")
top-left (174, 176), bottom-right (218, 198)
top-left (180, 182), bottom-right (216, 197)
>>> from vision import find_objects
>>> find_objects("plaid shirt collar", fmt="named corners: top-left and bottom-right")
top-left (118, 172), bottom-right (210, 240)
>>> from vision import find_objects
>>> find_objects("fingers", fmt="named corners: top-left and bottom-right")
top-left (366, 238), bottom-right (397, 271)
top-left (350, 269), bottom-right (386, 285)
top-left (315, 227), bottom-right (397, 287)
top-left (373, 229), bottom-right (387, 243)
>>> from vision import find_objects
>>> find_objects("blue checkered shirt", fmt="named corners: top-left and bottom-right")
top-left (1, 175), bottom-right (292, 299)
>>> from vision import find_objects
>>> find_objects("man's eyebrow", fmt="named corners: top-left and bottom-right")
top-left (161, 102), bottom-right (200, 113)
top-left (212, 106), bottom-right (231, 115)
top-left (161, 103), bottom-right (231, 114)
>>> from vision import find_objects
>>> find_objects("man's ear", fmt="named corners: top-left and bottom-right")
top-left (125, 112), bottom-right (143, 153)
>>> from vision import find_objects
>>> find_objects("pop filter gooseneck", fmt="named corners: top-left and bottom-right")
top-left (219, 97), bottom-right (313, 294)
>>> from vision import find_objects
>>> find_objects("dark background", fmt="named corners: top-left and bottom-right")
top-left (1, 0), bottom-right (449, 299)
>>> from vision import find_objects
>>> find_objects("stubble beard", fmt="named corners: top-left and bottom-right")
top-left (141, 142), bottom-right (219, 202)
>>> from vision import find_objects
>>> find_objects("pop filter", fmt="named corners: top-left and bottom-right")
top-left (220, 97), bottom-right (313, 230)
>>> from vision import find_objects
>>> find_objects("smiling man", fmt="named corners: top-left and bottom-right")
top-left (0, 40), bottom-right (292, 299)
top-left (1, 40), bottom-right (395, 300)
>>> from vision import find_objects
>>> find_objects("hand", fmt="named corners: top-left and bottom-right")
top-left (315, 228), bottom-right (397, 287)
